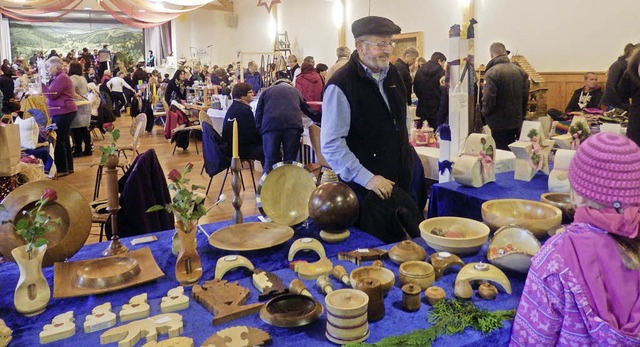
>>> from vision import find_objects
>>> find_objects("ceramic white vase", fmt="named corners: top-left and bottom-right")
top-left (12, 244), bottom-right (51, 316)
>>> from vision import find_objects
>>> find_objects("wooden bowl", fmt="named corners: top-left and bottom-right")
top-left (388, 240), bottom-right (427, 264)
top-left (487, 225), bottom-right (541, 273)
top-left (350, 266), bottom-right (395, 296)
top-left (540, 192), bottom-right (576, 222)
top-left (398, 261), bottom-right (435, 289)
top-left (257, 162), bottom-right (317, 226)
top-left (419, 217), bottom-right (490, 255)
top-left (260, 294), bottom-right (323, 327)
top-left (482, 199), bottom-right (562, 239)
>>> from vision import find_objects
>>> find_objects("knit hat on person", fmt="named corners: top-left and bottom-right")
top-left (568, 132), bottom-right (640, 209)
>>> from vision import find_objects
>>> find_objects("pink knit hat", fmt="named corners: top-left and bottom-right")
top-left (569, 132), bottom-right (640, 209)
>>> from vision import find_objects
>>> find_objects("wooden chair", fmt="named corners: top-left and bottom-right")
top-left (308, 124), bottom-right (332, 182)
top-left (118, 115), bottom-right (146, 159)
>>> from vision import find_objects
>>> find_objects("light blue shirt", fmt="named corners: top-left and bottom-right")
top-left (321, 62), bottom-right (391, 188)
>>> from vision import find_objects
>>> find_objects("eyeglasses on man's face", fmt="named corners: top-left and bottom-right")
top-left (360, 40), bottom-right (396, 49)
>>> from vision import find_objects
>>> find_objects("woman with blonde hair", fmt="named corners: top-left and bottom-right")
top-left (510, 132), bottom-right (640, 346)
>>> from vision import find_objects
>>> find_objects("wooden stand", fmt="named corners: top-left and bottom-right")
top-left (509, 121), bottom-right (554, 182)
top-left (103, 154), bottom-right (128, 256)
top-left (230, 157), bottom-right (243, 224)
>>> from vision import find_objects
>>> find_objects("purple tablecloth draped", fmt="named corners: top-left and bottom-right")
top-left (428, 171), bottom-right (550, 220)
top-left (0, 215), bottom-right (525, 347)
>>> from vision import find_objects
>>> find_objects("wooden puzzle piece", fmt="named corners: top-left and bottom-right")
top-left (120, 293), bottom-right (151, 322)
top-left (85, 302), bottom-right (117, 333)
top-left (100, 313), bottom-right (183, 347)
top-left (192, 279), bottom-right (263, 326)
top-left (141, 336), bottom-right (193, 347)
top-left (252, 269), bottom-right (288, 300)
top-left (0, 318), bottom-right (12, 347)
top-left (40, 311), bottom-right (75, 344)
top-left (202, 326), bottom-right (272, 347)
top-left (161, 286), bottom-right (189, 313)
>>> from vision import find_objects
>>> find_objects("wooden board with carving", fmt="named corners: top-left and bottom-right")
top-left (192, 279), bottom-right (263, 326)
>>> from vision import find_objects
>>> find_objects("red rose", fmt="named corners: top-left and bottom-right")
top-left (41, 188), bottom-right (57, 202)
top-left (103, 123), bottom-right (115, 132)
top-left (185, 163), bottom-right (194, 172)
top-left (167, 169), bottom-right (181, 182)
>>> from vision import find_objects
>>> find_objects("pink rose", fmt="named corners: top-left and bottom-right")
top-left (167, 169), bottom-right (181, 182)
top-left (103, 123), bottom-right (114, 132)
top-left (41, 188), bottom-right (57, 202)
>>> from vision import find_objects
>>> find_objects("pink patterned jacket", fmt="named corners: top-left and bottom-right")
top-left (510, 223), bottom-right (640, 346)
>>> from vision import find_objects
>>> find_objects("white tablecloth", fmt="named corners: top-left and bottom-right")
top-left (207, 108), bottom-right (226, 134)
top-left (414, 146), bottom-right (515, 180)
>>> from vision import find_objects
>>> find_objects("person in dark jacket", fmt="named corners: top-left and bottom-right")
top-left (321, 16), bottom-right (424, 243)
top-left (255, 79), bottom-right (318, 172)
top-left (165, 69), bottom-right (187, 105)
top-left (295, 62), bottom-right (323, 112)
top-left (244, 61), bottom-right (264, 93)
top-left (132, 64), bottom-right (148, 87)
top-left (618, 46), bottom-right (640, 146)
top-left (0, 68), bottom-right (19, 114)
top-left (565, 72), bottom-right (603, 112)
top-left (222, 83), bottom-right (263, 164)
top-left (393, 47), bottom-right (418, 105)
top-left (482, 42), bottom-right (529, 150)
top-left (602, 43), bottom-right (637, 110)
top-left (413, 52), bottom-right (446, 128)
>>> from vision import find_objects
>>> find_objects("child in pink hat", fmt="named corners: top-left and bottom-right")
top-left (510, 132), bottom-right (640, 346)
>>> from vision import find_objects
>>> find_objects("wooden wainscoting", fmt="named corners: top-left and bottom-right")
top-left (538, 71), bottom-right (607, 111)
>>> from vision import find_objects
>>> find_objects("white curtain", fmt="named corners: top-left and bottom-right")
top-left (0, 14), bottom-right (11, 62)
top-left (144, 22), bottom-right (172, 67)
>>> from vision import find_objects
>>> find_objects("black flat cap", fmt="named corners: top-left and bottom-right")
top-left (352, 16), bottom-right (401, 38)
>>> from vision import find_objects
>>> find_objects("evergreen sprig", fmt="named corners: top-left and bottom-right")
top-left (346, 299), bottom-right (516, 347)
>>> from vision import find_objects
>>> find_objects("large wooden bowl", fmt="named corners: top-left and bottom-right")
top-left (540, 192), bottom-right (576, 222)
top-left (419, 217), bottom-right (490, 256)
top-left (257, 162), bottom-right (317, 226)
top-left (482, 199), bottom-right (562, 239)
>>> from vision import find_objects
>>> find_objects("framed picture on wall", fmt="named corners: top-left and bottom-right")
top-left (392, 31), bottom-right (424, 60)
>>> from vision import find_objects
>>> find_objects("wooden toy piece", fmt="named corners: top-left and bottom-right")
top-left (161, 286), bottom-right (190, 313)
top-left (287, 237), bottom-right (326, 261)
top-left (252, 269), bottom-right (288, 300)
top-left (548, 149), bottom-right (576, 192)
top-left (39, 311), bottom-right (75, 344)
top-left (0, 318), bottom-right (12, 347)
top-left (288, 279), bottom-right (312, 297)
top-left (100, 313), bottom-right (183, 347)
top-left (292, 257), bottom-right (334, 280)
top-left (337, 248), bottom-right (388, 265)
top-left (331, 265), bottom-right (350, 286)
top-left (141, 336), bottom-right (194, 347)
top-left (214, 255), bottom-right (255, 280)
top-left (202, 326), bottom-right (272, 347)
top-left (453, 133), bottom-right (496, 187)
top-left (84, 302), bottom-right (117, 333)
top-left (192, 279), bottom-right (263, 326)
top-left (316, 275), bottom-right (334, 295)
top-left (509, 121), bottom-right (554, 182)
top-left (120, 293), bottom-right (151, 322)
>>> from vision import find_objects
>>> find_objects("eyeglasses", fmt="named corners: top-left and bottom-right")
top-left (360, 40), bottom-right (396, 49)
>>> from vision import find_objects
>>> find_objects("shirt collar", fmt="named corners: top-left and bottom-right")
top-left (359, 61), bottom-right (389, 82)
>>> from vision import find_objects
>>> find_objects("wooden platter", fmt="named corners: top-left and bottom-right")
top-left (260, 294), bottom-right (323, 327)
top-left (208, 222), bottom-right (294, 251)
top-left (0, 180), bottom-right (92, 267)
top-left (256, 161), bottom-right (317, 226)
top-left (53, 247), bottom-right (165, 298)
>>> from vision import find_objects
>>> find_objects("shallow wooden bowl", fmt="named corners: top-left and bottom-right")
top-left (488, 225), bottom-right (541, 273)
top-left (419, 217), bottom-right (490, 255)
top-left (540, 192), bottom-right (576, 222)
top-left (260, 294), bottom-right (323, 327)
top-left (350, 267), bottom-right (395, 296)
top-left (257, 162), bottom-right (317, 226)
top-left (388, 240), bottom-right (427, 264)
top-left (482, 199), bottom-right (562, 239)
top-left (76, 257), bottom-right (141, 289)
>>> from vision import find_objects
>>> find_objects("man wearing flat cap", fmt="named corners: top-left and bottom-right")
top-left (321, 16), bottom-right (424, 243)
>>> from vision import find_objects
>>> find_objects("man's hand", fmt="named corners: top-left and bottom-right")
top-left (365, 175), bottom-right (395, 200)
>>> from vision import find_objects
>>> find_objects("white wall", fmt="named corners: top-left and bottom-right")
top-left (173, 0), bottom-right (640, 72)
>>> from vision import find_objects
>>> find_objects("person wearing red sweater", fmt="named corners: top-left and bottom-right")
top-left (295, 62), bottom-right (323, 112)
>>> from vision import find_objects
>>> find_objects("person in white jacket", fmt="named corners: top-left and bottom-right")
top-left (107, 71), bottom-right (136, 116)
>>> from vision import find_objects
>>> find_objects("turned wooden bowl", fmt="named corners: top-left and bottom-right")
top-left (487, 225), bottom-right (541, 273)
top-left (540, 192), bottom-right (576, 222)
top-left (350, 266), bottom-right (395, 296)
top-left (482, 199), bottom-right (562, 239)
top-left (260, 294), bottom-right (323, 327)
top-left (419, 217), bottom-right (490, 255)
top-left (398, 261), bottom-right (435, 289)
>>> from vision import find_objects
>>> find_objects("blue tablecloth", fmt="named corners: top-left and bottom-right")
top-left (427, 171), bottom-right (550, 220)
top-left (0, 216), bottom-right (525, 347)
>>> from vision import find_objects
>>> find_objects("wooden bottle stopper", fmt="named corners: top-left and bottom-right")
top-left (425, 286), bottom-right (446, 305)
top-left (316, 275), bottom-right (333, 295)
top-left (402, 284), bottom-right (422, 312)
top-left (478, 283), bottom-right (498, 300)
top-left (331, 265), bottom-right (350, 286)
top-left (289, 279), bottom-right (312, 297)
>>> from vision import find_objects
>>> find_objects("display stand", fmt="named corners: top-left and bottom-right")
top-left (509, 121), bottom-right (554, 182)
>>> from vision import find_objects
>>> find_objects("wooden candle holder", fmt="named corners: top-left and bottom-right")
top-left (102, 154), bottom-right (128, 256)
top-left (230, 157), bottom-right (243, 224)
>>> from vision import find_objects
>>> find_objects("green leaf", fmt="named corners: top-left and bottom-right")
top-left (112, 129), bottom-right (121, 142)
top-left (15, 218), bottom-right (29, 230)
top-left (33, 238), bottom-right (48, 247)
top-left (146, 205), bottom-right (166, 213)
